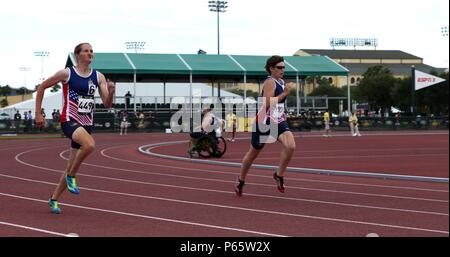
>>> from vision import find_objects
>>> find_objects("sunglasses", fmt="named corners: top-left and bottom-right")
top-left (275, 66), bottom-right (286, 70)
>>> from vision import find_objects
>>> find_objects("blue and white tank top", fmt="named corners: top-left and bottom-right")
top-left (257, 76), bottom-right (287, 124)
top-left (61, 66), bottom-right (99, 126)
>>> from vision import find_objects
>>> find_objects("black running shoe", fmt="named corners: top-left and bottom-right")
top-left (235, 177), bottom-right (245, 197)
top-left (273, 172), bottom-right (285, 193)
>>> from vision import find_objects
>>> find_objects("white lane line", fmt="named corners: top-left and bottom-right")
top-left (0, 175), bottom-right (448, 235)
top-left (0, 173), bottom-right (447, 216)
top-left (224, 153), bottom-right (449, 161)
top-left (64, 150), bottom-right (450, 203)
top-left (98, 146), bottom-right (449, 193)
top-left (0, 221), bottom-right (69, 237)
top-left (222, 147), bottom-right (449, 156)
top-left (0, 192), bottom-right (286, 237)
top-left (141, 142), bottom-right (448, 183)
top-left (12, 146), bottom-right (448, 204)
top-left (0, 144), bottom-right (51, 152)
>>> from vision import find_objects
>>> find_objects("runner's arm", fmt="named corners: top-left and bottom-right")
top-left (35, 69), bottom-right (69, 127)
top-left (97, 72), bottom-right (115, 108)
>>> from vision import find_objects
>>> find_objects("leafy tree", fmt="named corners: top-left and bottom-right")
top-left (0, 98), bottom-right (8, 107)
top-left (16, 87), bottom-right (29, 101)
top-left (390, 77), bottom-right (411, 113)
top-left (308, 78), bottom-right (346, 114)
top-left (305, 76), bottom-right (321, 94)
top-left (309, 78), bottom-right (345, 97)
top-left (0, 85), bottom-right (12, 100)
top-left (353, 65), bottom-right (395, 113)
top-left (228, 88), bottom-right (259, 99)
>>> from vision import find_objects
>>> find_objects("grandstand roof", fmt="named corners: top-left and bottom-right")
top-left (341, 63), bottom-right (447, 76)
top-left (65, 53), bottom-right (349, 82)
top-left (296, 49), bottom-right (423, 60)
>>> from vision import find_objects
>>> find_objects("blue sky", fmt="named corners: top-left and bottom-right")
top-left (0, 0), bottom-right (448, 89)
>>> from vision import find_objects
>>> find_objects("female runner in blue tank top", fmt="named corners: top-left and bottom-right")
top-left (35, 43), bottom-right (115, 214)
top-left (235, 55), bottom-right (296, 196)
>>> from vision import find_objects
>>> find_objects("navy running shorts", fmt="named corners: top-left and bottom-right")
top-left (251, 121), bottom-right (290, 150)
top-left (61, 121), bottom-right (93, 149)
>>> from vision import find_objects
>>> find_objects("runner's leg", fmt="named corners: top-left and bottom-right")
top-left (276, 131), bottom-right (296, 177)
top-left (51, 148), bottom-right (78, 200)
top-left (238, 146), bottom-right (261, 181)
top-left (66, 127), bottom-right (95, 177)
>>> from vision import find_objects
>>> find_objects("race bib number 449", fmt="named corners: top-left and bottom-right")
top-left (78, 96), bottom-right (94, 114)
top-left (272, 103), bottom-right (285, 120)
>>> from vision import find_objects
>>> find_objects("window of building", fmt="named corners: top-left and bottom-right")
top-left (328, 77), bottom-right (333, 84)
top-left (351, 77), bottom-right (355, 84)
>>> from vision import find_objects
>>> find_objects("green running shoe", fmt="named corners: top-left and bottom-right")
top-left (48, 199), bottom-right (61, 214)
top-left (66, 175), bottom-right (80, 195)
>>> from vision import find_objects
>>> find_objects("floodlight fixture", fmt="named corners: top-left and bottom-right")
top-left (208, 1), bottom-right (228, 54)
top-left (125, 41), bottom-right (146, 53)
top-left (34, 51), bottom-right (50, 81)
top-left (330, 38), bottom-right (378, 50)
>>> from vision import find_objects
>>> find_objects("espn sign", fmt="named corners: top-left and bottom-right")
top-left (417, 77), bottom-right (436, 83)
top-left (415, 70), bottom-right (445, 90)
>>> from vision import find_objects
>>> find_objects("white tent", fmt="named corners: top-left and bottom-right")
top-left (114, 82), bottom-right (255, 104)
top-left (0, 90), bottom-right (62, 118)
top-left (0, 83), bottom-right (253, 117)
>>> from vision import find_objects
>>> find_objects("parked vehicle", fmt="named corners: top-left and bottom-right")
top-left (0, 112), bottom-right (11, 120)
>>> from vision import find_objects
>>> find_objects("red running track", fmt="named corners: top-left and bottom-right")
top-left (0, 131), bottom-right (448, 237)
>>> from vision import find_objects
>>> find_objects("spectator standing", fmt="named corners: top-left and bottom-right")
top-left (14, 110), bottom-right (21, 133)
top-left (323, 109), bottom-right (331, 137)
top-left (120, 110), bottom-right (129, 135)
top-left (28, 110), bottom-right (33, 132)
top-left (40, 108), bottom-right (46, 131)
top-left (349, 112), bottom-right (361, 136)
top-left (137, 112), bottom-right (145, 129)
top-left (125, 91), bottom-right (132, 109)
top-left (226, 112), bottom-right (237, 142)
top-left (23, 111), bottom-right (29, 132)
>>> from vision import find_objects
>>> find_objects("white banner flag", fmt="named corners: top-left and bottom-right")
top-left (415, 70), bottom-right (446, 90)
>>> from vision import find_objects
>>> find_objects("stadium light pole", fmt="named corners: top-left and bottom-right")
top-left (209, 1), bottom-right (228, 55)
top-left (125, 41), bottom-right (146, 53)
top-left (18, 67), bottom-right (31, 88)
top-left (209, 1), bottom-right (228, 99)
top-left (125, 41), bottom-right (146, 114)
top-left (442, 26), bottom-right (449, 66)
top-left (34, 51), bottom-right (49, 82)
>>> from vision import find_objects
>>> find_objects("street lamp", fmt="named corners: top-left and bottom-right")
top-left (208, 1), bottom-right (228, 55)
top-left (125, 41), bottom-right (146, 53)
top-left (18, 67), bottom-right (31, 88)
top-left (34, 51), bottom-right (49, 82)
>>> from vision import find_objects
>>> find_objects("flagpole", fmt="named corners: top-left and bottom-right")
top-left (411, 65), bottom-right (416, 116)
